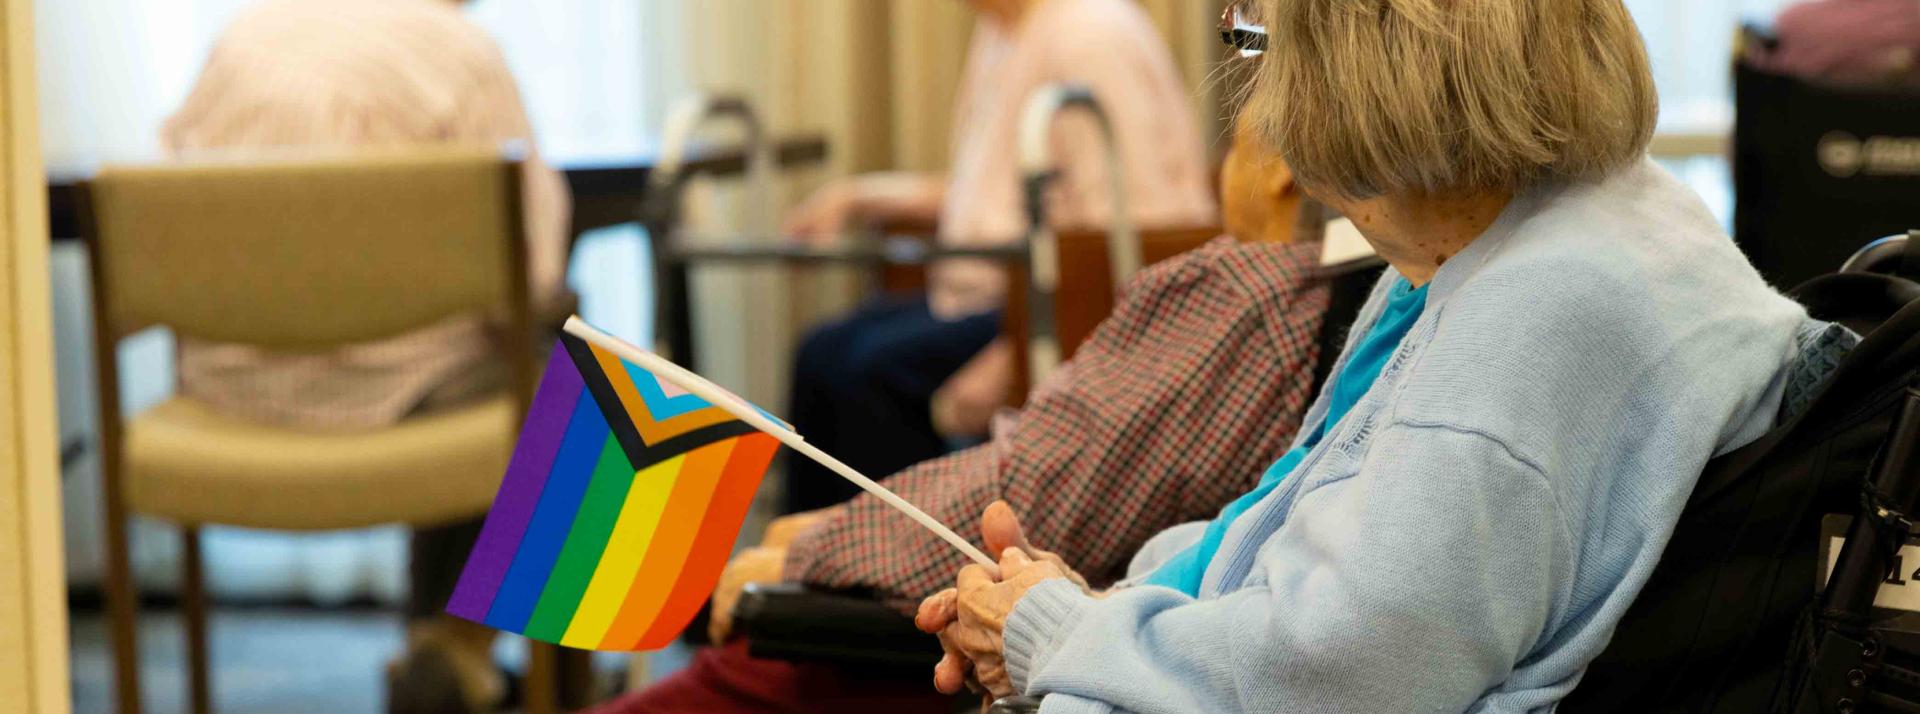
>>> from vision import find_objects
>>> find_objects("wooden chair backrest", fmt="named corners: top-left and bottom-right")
top-left (83, 148), bottom-right (529, 349)
top-left (81, 147), bottom-right (539, 448)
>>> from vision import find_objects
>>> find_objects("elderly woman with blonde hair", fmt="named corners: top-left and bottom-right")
top-left (914, 0), bottom-right (1831, 711)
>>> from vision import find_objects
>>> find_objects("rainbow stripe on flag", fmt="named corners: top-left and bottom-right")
top-left (445, 331), bottom-right (780, 651)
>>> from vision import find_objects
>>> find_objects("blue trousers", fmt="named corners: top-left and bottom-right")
top-left (783, 294), bottom-right (1000, 514)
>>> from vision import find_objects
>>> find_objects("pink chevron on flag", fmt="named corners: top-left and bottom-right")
top-left (654, 376), bottom-right (692, 399)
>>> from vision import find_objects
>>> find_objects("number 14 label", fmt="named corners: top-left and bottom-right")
top-left (1825, 536), bottom-right (1920, 612)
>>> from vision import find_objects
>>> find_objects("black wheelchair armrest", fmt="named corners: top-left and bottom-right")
top-left (990, 696), bottom-right (1044, 713)
top-left (733, 583), bottom-right (943, 669)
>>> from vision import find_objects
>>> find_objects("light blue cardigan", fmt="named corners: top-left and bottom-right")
top-left (1002, 159), bottom-right (1821, 713)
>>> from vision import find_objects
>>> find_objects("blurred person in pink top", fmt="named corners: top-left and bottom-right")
top-left (780, 0), bottom-right (1216, 514)
top-left (162, 0), bottom-right (569, 711)
top-left (1760, 0), bottom-right (1920, 85)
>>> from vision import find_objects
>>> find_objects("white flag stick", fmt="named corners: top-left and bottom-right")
top-left (564, 317), bottom-right (996, 568)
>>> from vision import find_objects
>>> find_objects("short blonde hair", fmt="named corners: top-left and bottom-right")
top-left (1246, 0), bottom-right (1658, 198)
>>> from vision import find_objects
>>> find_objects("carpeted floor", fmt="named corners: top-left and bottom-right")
top-left (70, 608), bottom-right (399, 713)
top-left (68, 608), bottom-right (689, 713)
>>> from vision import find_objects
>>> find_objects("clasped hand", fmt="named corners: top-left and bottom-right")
top-left (914, 501), bottom-right (1090, 699)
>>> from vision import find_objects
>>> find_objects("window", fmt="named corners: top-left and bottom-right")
top-left (1628, 0), bottom-right (1795, 130)
top-left (1624, 0), bottom-right (1800, 226)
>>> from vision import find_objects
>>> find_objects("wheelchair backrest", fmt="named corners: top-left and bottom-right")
top-left (1734, 62), bottom-right (1920, 290)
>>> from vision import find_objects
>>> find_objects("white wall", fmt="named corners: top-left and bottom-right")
top-left (37, 0), bottom-right (678, 160)
top-left (36, 0), bottom-right (253, 161)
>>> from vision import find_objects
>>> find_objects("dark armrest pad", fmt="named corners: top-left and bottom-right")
top-left (733, 583), bottom-right (943, 669)
top-left (990, 696), bottom-right (1044, 714)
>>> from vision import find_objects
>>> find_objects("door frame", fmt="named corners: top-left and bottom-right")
top-left (1, 0), bottom-right (72, 710)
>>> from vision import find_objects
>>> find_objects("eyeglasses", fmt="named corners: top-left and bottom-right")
top-left (1219, 1), bottom-right (1268, 57)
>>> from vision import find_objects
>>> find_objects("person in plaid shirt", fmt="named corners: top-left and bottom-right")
top-left (778, 236), bottom-right (1327, 608)
top-left (591, 110), bottom-right (1330, 714)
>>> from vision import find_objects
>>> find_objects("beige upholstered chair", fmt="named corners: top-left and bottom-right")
top-left (79, 149), bottom-right (548, 714)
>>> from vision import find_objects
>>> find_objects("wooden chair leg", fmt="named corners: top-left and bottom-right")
top-left (181, 526), bottom-right (213, 714)
top-left (559, 648), bottom-right (595, 709)
top-left (525, 640), bottom-right (559, 714)
top-left (103, 482), bottom-right (143, 714)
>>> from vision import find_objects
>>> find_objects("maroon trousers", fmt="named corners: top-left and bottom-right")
top-left (587, 640), bottom-right (955, 714)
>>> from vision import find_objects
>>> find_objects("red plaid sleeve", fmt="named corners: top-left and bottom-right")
top-left (784, 238), bottom-right (1330, 612)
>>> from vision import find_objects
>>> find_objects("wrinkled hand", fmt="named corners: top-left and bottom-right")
top-left (784, 173), bottom-right (943, 244)
top-left (931, 339), bottom-right (1015, 439)
top-left (979, 500), bottom-right (1089, 591)
top-left (782, 180), bottom-right (859, 242)
top-left (913, 501), bottom-right (1086, 698)
top-left (918, 549), bottom-right (1070, 697)
top-left (761, 505), bottom-right (842, 549)
top-left (707, 546), bottom-right (786, 643)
